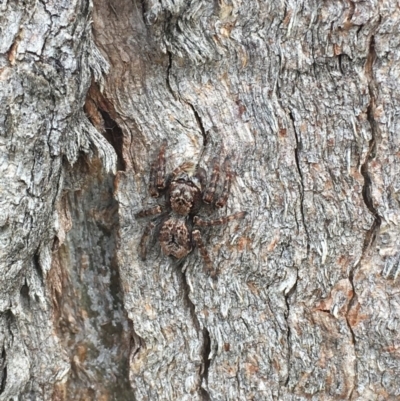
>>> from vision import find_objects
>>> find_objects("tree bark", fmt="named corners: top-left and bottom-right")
top-left (1, 0), bottom-right (399, 400)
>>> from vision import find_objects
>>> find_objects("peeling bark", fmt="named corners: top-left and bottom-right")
top-left (1, 0), bottom-right (400, 400)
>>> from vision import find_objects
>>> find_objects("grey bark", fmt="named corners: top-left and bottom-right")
top-left (1, 0), bottom-right (399, 400)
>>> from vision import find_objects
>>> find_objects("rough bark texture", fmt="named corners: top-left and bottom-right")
top-left (1, 0), bottom-right (400, 400)
top-left (0, 1), bottom-right (124, 399)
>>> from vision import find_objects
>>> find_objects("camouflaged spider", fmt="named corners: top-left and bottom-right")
top-left (135, 140), bottom-right (246, 277)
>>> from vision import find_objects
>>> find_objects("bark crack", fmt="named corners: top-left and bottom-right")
top-left (345, 291), bottom-right (357, 401)
top-left (99, 110), bottom-right (126, 171)
top-left (284, 111), bottom-right (305, 389)
top-left (165, 51), bottom-right (208, 154)
top-left (166, 50), bottom-right (177, 100)
top-left (37, 0), bottom-right (53, 56)
top-left (283, 272), bottom-right (298, 388)
top-left (33, 251), bottom-right (44, 284)
top-left (0, 346), bottom-right (6, 395)
top-left (346, 33), bottom-right (382, 401)
top-left (188, 102), bottom-right (208, 152)
top-left (200, 327), bottom-right (212, 401)
top-left (179, 269), bottom-right (211, 400)
top-left (288, 111), bottom-right (310, 247)
top-left (235, 357), bottom-right (241, 396)
top-left (84, 81), bottom-right (125, 171)
top-left (361, 36), bottom-right (381, 229)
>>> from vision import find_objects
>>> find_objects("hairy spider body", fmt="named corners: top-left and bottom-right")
top-left (160, 170), bottom-right (201, 258)
top-left (159, 216), bottom-right (192, 259)
top-left (136, 141), bottom-right (246, 276)
top-left (168, 178), bottom-right (202, 216)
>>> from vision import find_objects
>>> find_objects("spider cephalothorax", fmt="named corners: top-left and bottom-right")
top-left (136, 140), bottom-right (246, 277)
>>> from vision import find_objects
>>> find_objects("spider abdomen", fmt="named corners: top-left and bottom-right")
top-left (159, 217), bottom-right (192, 259)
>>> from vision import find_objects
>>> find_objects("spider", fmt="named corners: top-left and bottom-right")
top-left (135, 140), bottom-right (246, 277)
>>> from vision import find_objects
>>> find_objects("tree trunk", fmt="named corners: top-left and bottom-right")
top-left (1, 0), bottom-right (399, 400)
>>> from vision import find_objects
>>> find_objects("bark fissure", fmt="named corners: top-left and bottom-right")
top-left (284, 274), bottom-right (298, 388)
top-left (37, 0), bottom-right (53, 56)
top-left (165, 51), bottom-right (209, 157)
top-left (188, 102), bottom-right (208, 152)
top-left (85, 82), bottom-right (125, 171)
top-left (0, 346), bottom-right (6, 395)
top-left (288, 111), bottom-right (309, 245)
top-left (166, 50), bottom-right (177, 101)
top-left (235, 357), bottom-right (241, 397)
top-left (345, 34), bottom-right (382, 401)
top-left (179, 268), bottom-right (211, 399)
top-left (362, 36), bottom-right (381, 228)
top-left (179, 268), bottom-right (201, 331)
top-left (200, 327), bottom-right (212, 401)
top-left (284, 111), bottom-right (305, 390)
top-left (345, 297), bottom-right (357, 401)
top-left (33, 251), bottom-right (43, 284)
top-left (357, 35), bottom-right (382, 259)
top-left (99, 110), bottom-right (126, 171)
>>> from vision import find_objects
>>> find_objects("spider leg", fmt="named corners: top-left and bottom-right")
top-left (193, 211), bottom-right (246, 227)
top-left (195, 167), bottom-right (207, 191)
top-left (192, 229), bottom-right (216, 278)
top-left (170, 161), bottom-right (196, 179)
top-left (215, 157), bottom-right (232, 208)
top-left (149, 159), bottom-right (159, 197)
top-left (156, 139), bottom-right (167, 189)
top-left (135, 205), bottom-right (162, 218)
top-left (149, 139), bottom-right (167, 197)
top-left (203, 157), bottom-right (220, 204)
top-left (139, 221), bottom-right (156, 260)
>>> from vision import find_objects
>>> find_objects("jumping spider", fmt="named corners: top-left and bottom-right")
top-left (135, 140), bottom-right (246, 277)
